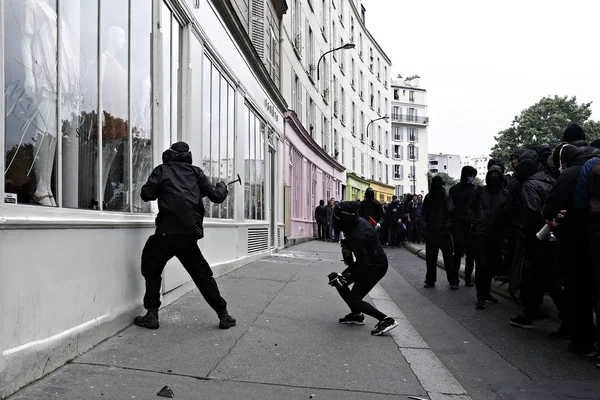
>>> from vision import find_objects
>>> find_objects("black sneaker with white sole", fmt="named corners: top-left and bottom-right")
top-left (218, 313), bottom-right (237, 329)
top-left (339, 313), bottom-right (365, 325)
top-left (371, 317), bottom-right (398, 336)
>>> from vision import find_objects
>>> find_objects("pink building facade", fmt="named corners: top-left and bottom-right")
top-left (284, 111), bottom-right (345, 245)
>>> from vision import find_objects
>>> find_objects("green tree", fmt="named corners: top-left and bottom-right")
top-left (491, 96), bottom-right (600, 162)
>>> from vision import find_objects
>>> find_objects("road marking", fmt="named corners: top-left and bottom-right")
top-left (370, 284), bottom-right (473, 400)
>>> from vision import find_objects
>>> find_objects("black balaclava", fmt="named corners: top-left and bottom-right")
top-left (562, 123), bottom-right (586, 144)
top-left (460, 166), bottom-right (477, 184)
top-left (162, 141), bottom-right (192, 164)
top-left (333, 201), bottom-right (360, 233)
top-left (365, 187), bottom-right (375, 200)
top-left (431, 175), bottom-right (445, 192)
top-left (486, 165), bottom-right (504, 190)
top-left (516, 158), bottom-right (538, 182)
top-left (319, 199), bottom-right (324, 206)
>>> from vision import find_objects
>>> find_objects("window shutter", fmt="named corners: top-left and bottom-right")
top-left (415, 129), bottom-right (419, 143)
top-left (416, 146), bottom-right (419, 160)
top-left (251, 0), bottom-right (266, 59)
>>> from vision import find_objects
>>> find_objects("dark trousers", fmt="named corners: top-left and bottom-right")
top-left (452, 222), bottom-right (474, 280)
top-left (520, 239), bottom-right (565, 320)
top-left (405, 221), bottom-right (413, 242)
top-left (336, 262), bottom-right (388, 321)
top-left (390, 224), bottom-right (402, 246)
top-left (414, 216), bottom-right (425, 243)
top-left (317, 222), bottom-right (326, 239)
top-left (474, 237), bottom-right (501, 299)
top-left (141, 234), bottom-right (227, 315)
top-left (425, 232), bottom-right (456, 284)
top-left (591, 231), bottom-right (600, 333)
top-left (561, 233), bottom-right (596, 349)
top-left (380, 223), bottom-right (389, 245)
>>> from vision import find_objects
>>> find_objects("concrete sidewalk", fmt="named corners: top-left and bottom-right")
top-left (7, 241), bottom-right (471, 400)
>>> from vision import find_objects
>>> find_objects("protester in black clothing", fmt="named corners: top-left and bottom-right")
top-left (509, 152), bottom-right (565, 330)
top-left (134, 142), bottom-right (236, 330)
top-left (423, 176), bottom-right (456, 289)
top-left (449, 166), bottom-right (478, 287)
top-left (413, 194), bottom-right (425, 243)
top-left (466, 165), bottom-right (507, 310)
top-left (328, 201), bottom-right (398, 336)
top-left (387, 196), bottom-right (404, 248)
top-left (543, 143), bottom-right (598, 354)
top-left (359, 187), bottom-right (384, 228)
top-left (315, 200), bottom-right (327, 240)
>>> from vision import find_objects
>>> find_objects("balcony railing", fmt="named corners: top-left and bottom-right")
top-left (391, 114), bottom-right (429, 124)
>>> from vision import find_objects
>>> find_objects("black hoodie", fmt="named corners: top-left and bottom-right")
top-left (466, 165), bottom-right (507, 238)
top-left (141, 141), bottom-right (228, 237)
top-left (423, 176), bottom-right (454, 233)
top-left (516, 157), bottom-right (555, 236)
top-left (449, 166), bottom-right (477, 224)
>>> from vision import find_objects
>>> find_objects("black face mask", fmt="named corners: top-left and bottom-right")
top-left (487, 174), bottom-right (503, 189)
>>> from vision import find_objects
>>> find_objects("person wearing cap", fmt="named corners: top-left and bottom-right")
top-left (328, 201), bottom-right (398, 336)
top-left (133, 141), bottom-right (236, 331)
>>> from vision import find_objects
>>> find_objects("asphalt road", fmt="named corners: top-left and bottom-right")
top-left (382, 245), bottom-right (600, 400)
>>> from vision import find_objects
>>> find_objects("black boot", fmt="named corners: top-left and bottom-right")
top-left (134, 308), bottom-right (159, 329)
top-left (218, 312), bottom-right (237, 329)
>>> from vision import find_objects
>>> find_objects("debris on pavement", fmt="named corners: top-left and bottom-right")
top-left (157, 385), bottom-right (174, 398)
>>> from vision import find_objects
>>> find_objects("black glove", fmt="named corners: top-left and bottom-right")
top-left (327, 272), bottom-right (351, 288)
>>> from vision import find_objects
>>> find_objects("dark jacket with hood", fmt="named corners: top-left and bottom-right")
top-left (542, 148), bottom-right (597, 234)
top-left (449, 166), bottom-right (477, 225)
top-left (466, 165), bottom-right (508, 238)
top-left (422, 176), bottom-right (454, 234)
top-left (315, 200), bottom-right (327, 223)
top-left (386, 199), bottom-right (403, 225)
top-left (359, 190), bottom-right (384, 223)
top-left (516, 155), bottom-right (555, 237)
top-left (141, 142), bottom-right (228, 238)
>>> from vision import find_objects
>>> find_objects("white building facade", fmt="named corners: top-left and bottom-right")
top-left (390, 77), bottom-right (429, 196)
top-left (429, 153), bottom-right (462, 181)
top-left (0, 0), bottom-right (286, 396)
top-left (280, 0), bottom-right (395, 206)
top-left (461, 154), bottom-right (490, 181)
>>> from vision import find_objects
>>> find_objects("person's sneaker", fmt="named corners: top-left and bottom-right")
top-left (450, 284), bottom-right (459, 290)
top-left (464, 278), bottom-right (474, 287)
top-left (509, 315), bottom-right (533, 330)
top-left (568, 342), bottom-right (600, 357)
top-left (548, 325), bottom-right (571, 339)
top-left (476, 297), bottom-right (486, 310)
top-left (339, 313), bottom-right (366, 325)
top-left (485, 294), bottom-right (499, 304)
top-left (424, 282), bottom-right (435, 288)
top-left (371, 317), bottom-right (398, 336)
top-left (134, 308), bottom-right (159, 329)
top-left (218, 313), bottom-right (237, 329)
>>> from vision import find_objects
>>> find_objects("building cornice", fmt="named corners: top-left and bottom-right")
top-left (346, 171), bottom-right (370, 185)
top-left (368, 180), bottom-right (395, 189)
top-left (272, 0), bottom-right (289, 18)
top-left (348, 1), bottom-right (392, 66)
top-left (284, 111), bottom-right (345, 173)
top-left (211, 0), bottom-right (288, 114)
top-left (391, 83), bottom-right (427, 92)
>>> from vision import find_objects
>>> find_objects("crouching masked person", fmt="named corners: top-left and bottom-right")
top-left (134, 142), bottom-right (236, 330)
top-left (327, 201), bottom-right (398, 336)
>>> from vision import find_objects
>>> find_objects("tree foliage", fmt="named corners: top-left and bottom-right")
top-left (491, 96), bottom-right (600, 162)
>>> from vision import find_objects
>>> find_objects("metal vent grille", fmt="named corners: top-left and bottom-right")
top-left (277, 228), bottom-right (282, 248)
top-left (248, 228), bottom-right (269, 254)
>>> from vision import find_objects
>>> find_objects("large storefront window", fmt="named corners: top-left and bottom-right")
top-left (202, 55), bottom-right (235, 219)
top-left (244, 106), bottom-right (265, 220)
top-left (4, 0), bottom-right (152, 211)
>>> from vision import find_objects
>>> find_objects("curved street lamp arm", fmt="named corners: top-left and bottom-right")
top-left (317, 44), bottom-right (354, 81)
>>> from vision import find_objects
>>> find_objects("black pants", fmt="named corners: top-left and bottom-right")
top-left (520, 239), bottom-right (565, 320)
top-left (474, 237), bottom-right (501, 299)
top-left (452, 222), bottom-right (474, 281)
top-left (390, 224), bottom-right (402, 246)
top-left (317, 222), bottom-right (326, 239)
top-left (414, 216), bottom-right (425, 243)
top-left (561, 233), bottom-right (596, 349)
top-left (425, 232), bottom-right (456, 285)
top-left (336, 260), bottom-right (388, 321)
top-left (141, 234), bottom-right (228, 315)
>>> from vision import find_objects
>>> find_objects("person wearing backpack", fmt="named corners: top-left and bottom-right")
top-left (422, 176), bottom-right (456, 289)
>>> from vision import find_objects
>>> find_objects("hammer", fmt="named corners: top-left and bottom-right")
top-left (226, 174), bottom-right (242, 187)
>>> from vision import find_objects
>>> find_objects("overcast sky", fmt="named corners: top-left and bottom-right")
top-left (361, 0), bottom-right (600, 156)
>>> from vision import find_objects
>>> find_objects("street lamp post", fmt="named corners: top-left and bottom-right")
top-left (366, 115), bottom-right (389, 182)
top-left (316, 43), bottom-right (355, 81)
top-left (408, 142), bottom-right (416, 194)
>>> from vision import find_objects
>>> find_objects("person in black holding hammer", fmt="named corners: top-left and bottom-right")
top-left (133, 141), bottom-right (237, 330)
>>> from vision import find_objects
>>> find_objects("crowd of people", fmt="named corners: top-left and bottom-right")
top-left (315, 123), bottom-right (600, 368)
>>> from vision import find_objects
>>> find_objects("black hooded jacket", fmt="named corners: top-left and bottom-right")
top-left (466, 165), bottom-right (508, 238)
top-left (359, 190), bottom-right (384, 223)
top-left (449, 166), bottom-right (477, 225)
top-left (141, 142), bottom-right (228, 238)
top-left (542, 150), bottom-right (597, 234)
top-left (516, 157), bottom-right (555, 237)
top-left (423, 176), bottom-right (454, 234)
